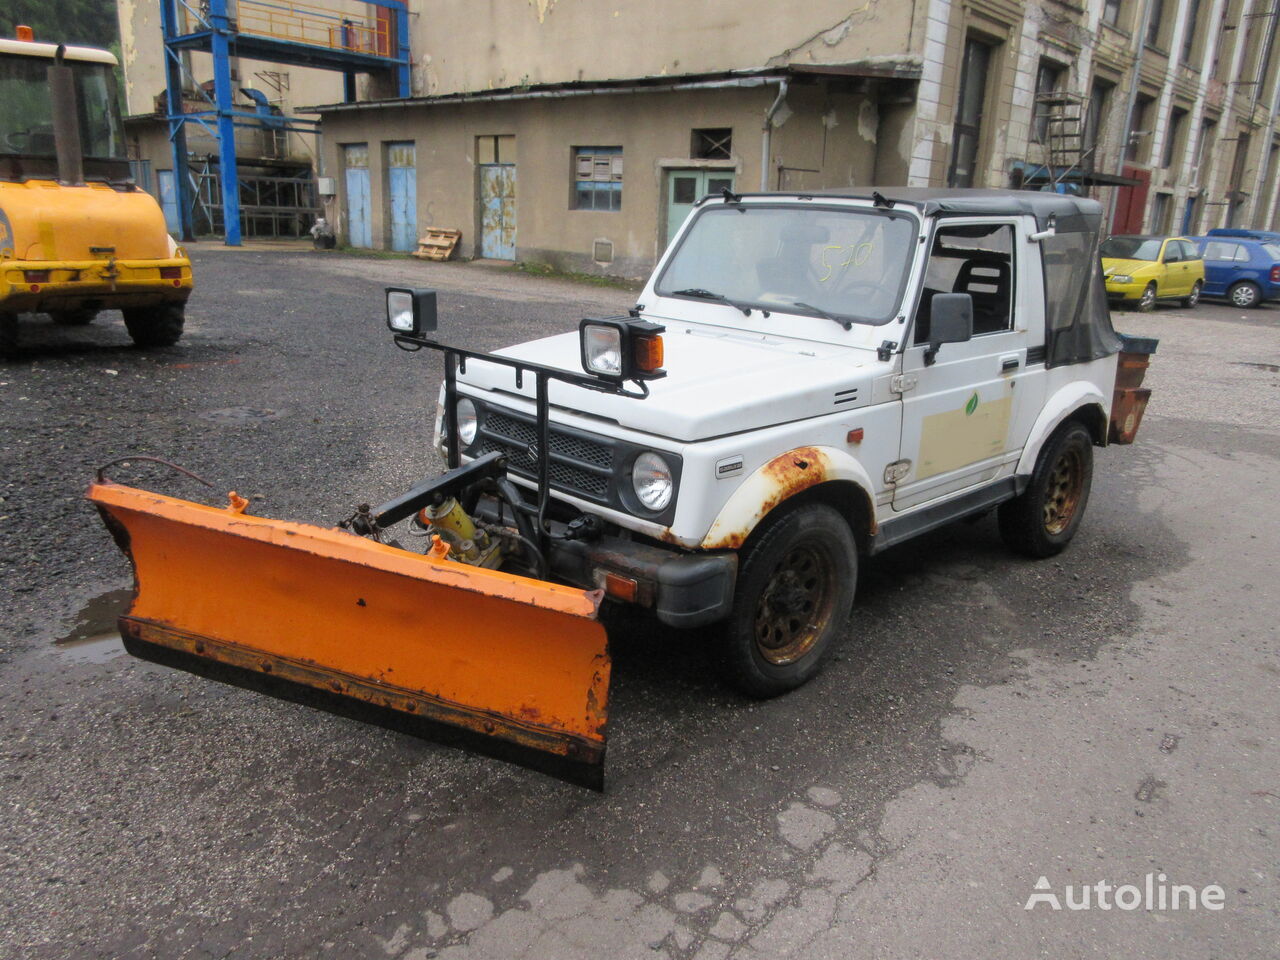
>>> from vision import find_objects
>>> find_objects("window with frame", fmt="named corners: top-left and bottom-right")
top-left (1181, 0), bottom-right (1204, 65)
top-left (573, 146), bottom-right (623, 211)
top-left (1146, 0), bottom-right (1166, 47)
top-left (914, 223), bottom-right (1015, 342)
top-left (1163, 107), bottom-right (1188, 168)
top-left (691, 128), bottom-right (732, 159)
top-left (1032, 59), bottom-right (1066, 144)
top-left (1101, 0), bottom-right (1123, 26)
top-left (1203, 240), bottom-right (1246, 262)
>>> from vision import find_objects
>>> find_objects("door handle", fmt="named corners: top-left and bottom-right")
top-left (1001, 355), bottom-right (1020, 372)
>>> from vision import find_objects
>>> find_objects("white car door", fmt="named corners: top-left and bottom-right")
top-left (892, 218), bottom-right (1046, 511)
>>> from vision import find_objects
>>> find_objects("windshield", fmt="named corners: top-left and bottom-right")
top-left (0, 53), bottom-right (126, 162)
top-left (655, 204), bottom-right (917, 326)
top-left (1099, 237), bottom-right (1163, 261)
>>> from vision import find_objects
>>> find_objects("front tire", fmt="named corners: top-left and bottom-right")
top-left (720, 503), bottom-right (856, 698)
top-left (1228, 281), bottom-right (1261, 308)
top-left (49, 308), bottom-right (97, 326)
top-left (1136, 282), bottom-right (1157, 312)
top-left (999, 422), bottom-right (1094, 558)
top-left (1182, 281), bottom-right (1202, 308)
top-left (123, 302), bottom-right (184, 347)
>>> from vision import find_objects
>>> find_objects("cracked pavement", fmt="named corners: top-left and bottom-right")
top-left (1, 249), bottom-right (1276, 958)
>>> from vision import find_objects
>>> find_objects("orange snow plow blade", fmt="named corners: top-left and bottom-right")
top-left (88, 482), bottom-right (611, 786)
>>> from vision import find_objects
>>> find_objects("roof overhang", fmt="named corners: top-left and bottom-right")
top-left (303, 59), bottom-right (922, 115)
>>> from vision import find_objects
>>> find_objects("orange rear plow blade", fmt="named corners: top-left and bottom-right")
top-left (88, 482), bottom-right (610, 786)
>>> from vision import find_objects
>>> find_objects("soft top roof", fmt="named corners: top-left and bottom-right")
top-left (745, 187), bottom-right (1102, 232)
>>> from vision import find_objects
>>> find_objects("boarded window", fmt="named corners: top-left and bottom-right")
top-left (573, 146), bottom-right (622, 212)
top-left (691, 128), bottom-right (732, 159)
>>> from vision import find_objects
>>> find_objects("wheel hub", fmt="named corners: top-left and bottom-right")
top-left (753, 543), bottom-right (835, 665)
top-left (1042, 448), bottom-right (1084, 536)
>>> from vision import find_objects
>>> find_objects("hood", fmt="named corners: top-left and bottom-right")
top-left (1100, 258), bottom-right (1157, 276)
top-left (0, 180), bottom-right (171, 260)
top-left (458, 323), bottom-right (880, 442)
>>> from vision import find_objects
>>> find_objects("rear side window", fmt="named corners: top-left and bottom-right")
top-left (1262, 243), bottom-right (1280, 261)
top-left (1204, 241), bottom-right (1247, 262)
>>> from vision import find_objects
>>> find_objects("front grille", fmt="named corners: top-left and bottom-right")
top-left (478, 411), bottom-right (612, 500)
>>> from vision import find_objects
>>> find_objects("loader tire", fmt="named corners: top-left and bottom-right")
top-left (720, 503), bottom-right (856, 699)
top-left (0, 312), bottom-right (16, 360)
top-left (998, 421), bottom-right (1093, 559)
top-left (123, 302), bottom-right (184, 347)
top-left (50, 308), bottom-right (97, 326)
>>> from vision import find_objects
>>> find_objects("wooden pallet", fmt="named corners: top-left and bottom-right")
top-left (413, 228), bottom-right (462, 261)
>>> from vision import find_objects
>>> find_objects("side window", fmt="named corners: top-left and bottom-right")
top-left (1232, 243), bottom-right (1250, 262)
top-left (1204, 241), bottom-right (1231, 260)
top-left (1163, 241), bottom-right (1182, 263)
top-left (1179, 240), bottom-right (1200, 260)
top-left (914, 223), bottom-right (1015, 343)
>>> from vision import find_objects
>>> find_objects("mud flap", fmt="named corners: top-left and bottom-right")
top-left (88, 482), bottom-right (611, 787)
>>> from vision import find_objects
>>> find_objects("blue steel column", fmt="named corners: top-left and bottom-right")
top-left (395, 1), bottom-right (411, 97)
top-left (158, 0), bottom-right (194, 242)
top-left (208, 0), bottom-right (242, 246)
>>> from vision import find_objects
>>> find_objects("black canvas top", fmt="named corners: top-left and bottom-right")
top-left (791, 188), bottom-right (1103, 233)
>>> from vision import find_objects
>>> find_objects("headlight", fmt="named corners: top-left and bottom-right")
top-left (387, 290), bottom-right (415, 331)
top-left (456, 398), bottom-right (478, 445)
top-left (582, 324), bottom-right (623, 376)
top-left (1108, 274), bottom-right (1132, 284)
top-left (632, 451), bottom-right (673, 511)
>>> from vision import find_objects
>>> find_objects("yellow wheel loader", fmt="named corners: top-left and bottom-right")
top-left (0, 27), bottom-right (193, 358)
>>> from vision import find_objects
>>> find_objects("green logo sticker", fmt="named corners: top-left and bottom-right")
top-left (964, 392), bottom-right (980, 416)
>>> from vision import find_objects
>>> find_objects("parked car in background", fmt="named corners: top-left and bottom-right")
top-left (1206, 227), bottom-right (1280, 243)
top-left (1188, 235), bottom-right (1280, 308)
top-left (1100, 235), bottom-right (1205, 312)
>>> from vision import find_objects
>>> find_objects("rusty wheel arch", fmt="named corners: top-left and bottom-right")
top-left (736, 480), bottom-right (876, 560)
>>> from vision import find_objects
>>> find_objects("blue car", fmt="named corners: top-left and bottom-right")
top-left (1206, 227), bottom-right (1280, 243)
top-left (1186, 235), bottom-right (1280, 308)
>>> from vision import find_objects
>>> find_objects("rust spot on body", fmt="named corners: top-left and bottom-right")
top-left (703, 447), bottom-right (831, 550)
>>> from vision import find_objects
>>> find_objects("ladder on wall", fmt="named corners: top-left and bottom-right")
top-left (1036, 92), bottom-right (1093, 188)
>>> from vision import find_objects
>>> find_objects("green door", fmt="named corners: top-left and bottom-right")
top-left (665, 169), bottom-right (736, 249)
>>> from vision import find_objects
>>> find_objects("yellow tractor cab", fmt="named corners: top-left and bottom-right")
top-left (0, 27), bottom-right (192, 357)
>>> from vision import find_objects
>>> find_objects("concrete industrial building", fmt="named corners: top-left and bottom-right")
top-left (116, 0), bottom-right (1280, 274)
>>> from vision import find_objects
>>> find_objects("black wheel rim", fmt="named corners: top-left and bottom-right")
top-left (753, 541), bottom-right (837, 665)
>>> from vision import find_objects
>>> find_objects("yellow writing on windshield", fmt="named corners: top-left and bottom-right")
top-left (818, 242), bottom-right (874, 282)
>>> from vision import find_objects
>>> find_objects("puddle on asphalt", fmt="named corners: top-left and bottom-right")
top-left (52, 588), bottom-right (132, 664)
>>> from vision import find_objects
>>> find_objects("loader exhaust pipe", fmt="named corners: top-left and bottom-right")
top-left (49, 48), bottom-right (85, 187)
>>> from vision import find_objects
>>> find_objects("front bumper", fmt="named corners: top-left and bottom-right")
top-left (474, 498), bottom-right (736, 628)
top-left (1104, 278), bottom-right (1148, 300)
top-left (0, 258), bottom-right (193, 313)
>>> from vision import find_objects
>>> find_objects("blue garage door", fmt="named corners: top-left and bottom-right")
top-left (343, 144), bottom-right (372, 248)
top-left (386, 141), bottom-right (416, 253)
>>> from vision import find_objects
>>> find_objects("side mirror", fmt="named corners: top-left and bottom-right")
top-left (386, 287), bottom-right (438, 335)
top-left (926, 293), bottom-right (973, 366)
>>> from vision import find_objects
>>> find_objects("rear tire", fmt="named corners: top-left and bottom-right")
top-left (0, 313), bottom-right (16, 360)
top-left (1228, 280), bottom-right (1261, 308)
top-left (999, 421), bottom-right (1094, 559)
top-left (1182, 281), bottom-right (1202, 308)
top-left (49, 308), bottom-right (98, 326)
top-left (720, 503), bottom-right (856, 698)
top-left (1136, 282), bottom-right (1157, 312)
top-left (123, 302), bottom-right (184, 347)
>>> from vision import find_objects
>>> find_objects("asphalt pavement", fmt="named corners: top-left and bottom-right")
top-left (1, 248), bottom-right (1276, 959)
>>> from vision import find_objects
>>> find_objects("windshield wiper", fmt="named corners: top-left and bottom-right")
top-left (787, 301), bottom-right (852, 331)
top-left (672, 288), bottom-right (768, 317)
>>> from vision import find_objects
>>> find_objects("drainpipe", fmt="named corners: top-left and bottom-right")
top-left (1109, 0), bottom-right (1155, 229)
top-left (761, 78), bottom-right (789, 191)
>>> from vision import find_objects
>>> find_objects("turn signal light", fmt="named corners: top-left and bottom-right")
top-left (159, 266), bottom-right (182, 279)
top-left (602, 572), bottom-right (638, 602)
top-left (633, 333), bottom-right (664, 373)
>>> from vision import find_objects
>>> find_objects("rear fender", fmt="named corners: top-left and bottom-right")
top-left (700, 445), bottom-right (877, 551)
top-left (1016, 382), bottom-right (1109, 475)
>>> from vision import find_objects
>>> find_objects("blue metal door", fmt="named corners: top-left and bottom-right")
top-left (157, 169), bottom-right (180, 234)
top-left (387, 142), bottom-right (416, 252)
top-left (343, 144), bottom-right (372, 248)
top-left (480, 164), bottom-right (516, 260)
